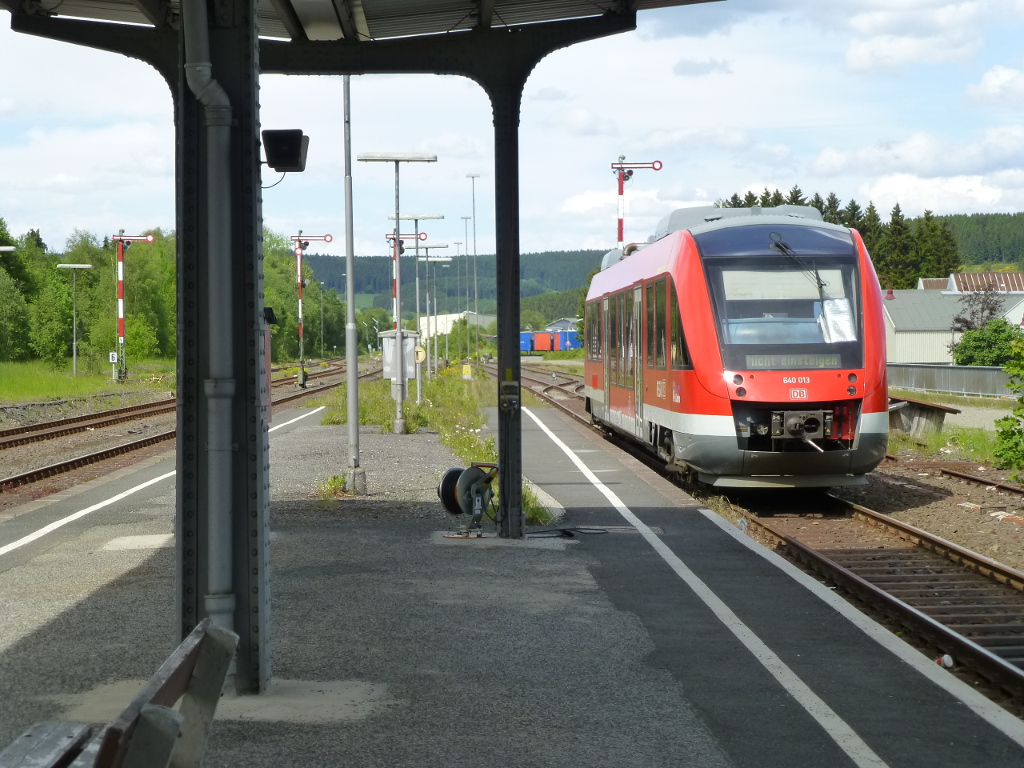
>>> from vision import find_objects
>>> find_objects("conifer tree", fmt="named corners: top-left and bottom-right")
top-left (881, 203), bottom-right (917, 288)
top-left (823, 193), bottom-right (843, 224)
top-left (727, 193), bottom-right (743, 208)
top-left (786, 185), bottom-right (806, 206)
top-left (769, 188), bottom-right (786, 207)
top-left (860, 203), bottom-right (886, 260)
top-left (842, 199), bottom-right (863, 230)
top-left (808, 192), bottom-right (825, 216)
top-left (759, 188), bottom-right (773, 207)
top-left (742, 191), bottom-right (759, 207)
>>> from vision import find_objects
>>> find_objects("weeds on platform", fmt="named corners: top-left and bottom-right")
top-left (315, 474), bottom-right (348, 502)
top-left (314, 367), bottom-right (552, 524)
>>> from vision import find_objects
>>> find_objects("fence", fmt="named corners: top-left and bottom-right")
top-left (887, 364), bottom-right (1013, 397)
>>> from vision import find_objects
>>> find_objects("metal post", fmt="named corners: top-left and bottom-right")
top-left (57, 263), bottom-right (93, 376)
top-left (319, 281), bottom-right (325, 359)
top-left (462, 216), bottom-right (470, 358)
top-left (454, 241), bottom-right (462, 360)
top-left (468, 173), bottom-right (480, 363)
top-left (343, 75), bottom-right (365, 494)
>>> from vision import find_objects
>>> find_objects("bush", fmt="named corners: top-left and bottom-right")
top-left (994, 337), bottom-right (1024, 477)
top-left (952, 318), bottom-right (1024, 366)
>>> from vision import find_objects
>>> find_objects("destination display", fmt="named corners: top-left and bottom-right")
top-left (745, 353), bottom-right (841, 369)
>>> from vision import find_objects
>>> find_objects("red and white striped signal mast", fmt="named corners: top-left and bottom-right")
top-left (610, 157), bottom-right (662, 249)
top-left (290, 232), bottom-right (332, 386)
top-left (111, 230), bottom-right (155, 381)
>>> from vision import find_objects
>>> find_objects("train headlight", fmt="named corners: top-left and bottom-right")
top-left (735, 387), bottom-right (746, 397)
top-left (756, 423), bottom-right (769, 436)
top-left (848, 373), bottom-right (858, 383)
top-left (733, 374), bottom-right (744, 385)
top-left (847, 386), bottom-right (857, 395)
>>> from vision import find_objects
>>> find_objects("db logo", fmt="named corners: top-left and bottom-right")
top-left (790, 388), bottom-right (808, 400)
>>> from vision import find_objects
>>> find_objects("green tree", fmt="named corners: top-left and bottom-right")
top-left (0, 268), bottom-right (31, 361)
top-left (741, 191), bottom-right (759, 207)
top-left (915, 211), bottom-right (961, 278)
top-left (29, 271), bottom-right (72, 367)
top-left (785, 185), bottom-right (806, 206)
top-left (860, 202), bottom-right (885, 264)
top-left (994, 338), bottom-right (1024, 476)
top-left (879, 203), bottom-right (917, 288)
top-left (841, 199), bottom-right (863, 230)
top-left (952, 318), bottom-right (1023, 365)
top-left (808, 192), bottom-right (825, 216)
top-left (125, 313), bottom-right (160, 360)
top-left (822, 193), bottom-right (843, 224)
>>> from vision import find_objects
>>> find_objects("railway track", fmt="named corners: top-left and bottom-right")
top-left (0, 363), bottom-right (345, 450)
top-left (0, 365), bottom-right (378, 494)
top-left (489, 364), bottom-right (1024, 701)
top-left (744, 499), bottom-right (1024, 700)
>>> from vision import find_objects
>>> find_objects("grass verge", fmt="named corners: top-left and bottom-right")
top-left (889, 425), bottom-right (998, 463)
top-left (311, 367), bottom-right (552, 525)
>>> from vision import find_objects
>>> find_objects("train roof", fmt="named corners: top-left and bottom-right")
top-left (600, 205), bottom-right (841, 271)
top-left (653, 204), bottom-right (825, 240)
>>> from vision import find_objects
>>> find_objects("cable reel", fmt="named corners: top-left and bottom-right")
top-left (437, 462), bottom-right (498, 537)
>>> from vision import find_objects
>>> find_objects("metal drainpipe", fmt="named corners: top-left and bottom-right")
top-left (182, 0), bottom-right (236, 634)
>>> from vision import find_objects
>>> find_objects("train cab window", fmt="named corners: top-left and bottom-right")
top-left (697, 223), bottom-right (863, 370)
top-left (654, 277), bottom-right (667, 369)
top-left (669, 283), bottom-right (690, 369)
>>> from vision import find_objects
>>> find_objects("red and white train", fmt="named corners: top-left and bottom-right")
top-left (583, 204), bottom-right (888, 488)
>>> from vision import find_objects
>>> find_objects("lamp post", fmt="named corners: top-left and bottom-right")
top-left (454, 241), bottom-right (462, 360)
top-left (390, 213), bottom-right (443, 403)
top-left (420, 252), bottom-right (451, 376)
top-left (110, 231), bottom-right (155, 381)
top-left (461, 216), bottom-right (471, 359)
top-left (358, 152), bottom-right (437, 434)
top-left (56, 263), bottom-right (93, 376)
top-left (319, 281), bottom-right (325, 359)
top-left (467, 173), bottom-right (481, 363)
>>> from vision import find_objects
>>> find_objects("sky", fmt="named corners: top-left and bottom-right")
top-left (2, 0), bottom-right (1024, 259)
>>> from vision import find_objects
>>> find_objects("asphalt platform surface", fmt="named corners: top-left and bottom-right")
top-left (2, 401), bottom-right (1024, 767)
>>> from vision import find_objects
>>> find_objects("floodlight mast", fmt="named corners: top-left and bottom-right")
top-left (358, 152), bottom-right (437, 434)
top-left (610, 157), bottom-right (662, 249)
top-left (391, 214), bottom-right (443, 400)
top-left (111, 231), bottom-right (155, 381)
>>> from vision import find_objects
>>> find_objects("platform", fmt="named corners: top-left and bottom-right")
top-left (0, 402), bottom-right (1022, 767)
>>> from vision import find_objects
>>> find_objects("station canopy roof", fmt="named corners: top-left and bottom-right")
top-left (2, 0), bottom-right (719, 43)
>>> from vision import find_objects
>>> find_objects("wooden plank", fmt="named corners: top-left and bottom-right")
top-left (0, 722), bottom-right (91, 768)
top-left (120, 706), bottom-right (183, 768)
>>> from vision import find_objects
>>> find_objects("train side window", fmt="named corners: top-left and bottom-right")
top-left (589, 302), bottom-right (602, 361)
top-left (655, 277), bottom-right (667, 369)
top-left (669, 282), bottom-right (690, 369)
top-left (609, 294), bottom-right (618, 384)
top-left (624, 289), bottom-right (634, 387)
top-left (646, 282), bottom-right (655, 368)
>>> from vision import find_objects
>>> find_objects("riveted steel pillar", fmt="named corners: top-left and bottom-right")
top-left (176, 0), bottom-right (270, 692)
top-left (491, 84), bottom-right (525, 538)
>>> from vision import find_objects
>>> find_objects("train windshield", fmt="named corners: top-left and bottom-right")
top-left (696, 225), bottom-right (862, 371)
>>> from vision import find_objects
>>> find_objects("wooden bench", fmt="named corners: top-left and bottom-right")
top-left (888, 395), bottom-right (962, 438)
top-left (0, 619), bottom-right (238, 768)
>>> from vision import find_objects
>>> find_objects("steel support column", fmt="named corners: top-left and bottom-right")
top-left (175, 0), bottom-right (270, 691)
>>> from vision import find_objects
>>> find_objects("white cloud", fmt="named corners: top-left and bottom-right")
top-left (673, 58), bottom-right (731, 77)
top-left (862, 172), bottom-right (1015, 215)
top-left (529, 87), bottom-right (570, 101)
top-left (544, 107), bottom-right (619, 137)
top-left (813, 127), bottom-right (1024, 177)
top-left (967, 65), bottom-right (1024, 105)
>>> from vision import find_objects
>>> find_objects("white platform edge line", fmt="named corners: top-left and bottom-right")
top-left (521, 406), bottom-right (890, 768)
top-left (701, 508), bottom-right (1024, 747)
top-left (1, 406), bottom-right (326, 559)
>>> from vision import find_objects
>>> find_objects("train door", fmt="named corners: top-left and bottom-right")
top-left (603, 296), bottom-right (610, 414)
top-left (633, 285), bottom-right (643, 437)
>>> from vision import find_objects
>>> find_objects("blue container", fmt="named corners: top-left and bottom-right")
top-left (519, 332), bottom-right (533, 352)
top-left (565, 331), bottom-right (581, 350)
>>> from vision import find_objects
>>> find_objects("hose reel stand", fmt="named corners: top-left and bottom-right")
top-left (437, 462), bottom-right (499, 538)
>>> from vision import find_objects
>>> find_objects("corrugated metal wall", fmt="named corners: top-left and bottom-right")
top-left (887, 364), bottom-right (1013, 396)
top-left (885, 326), bottom-right (957, 364)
